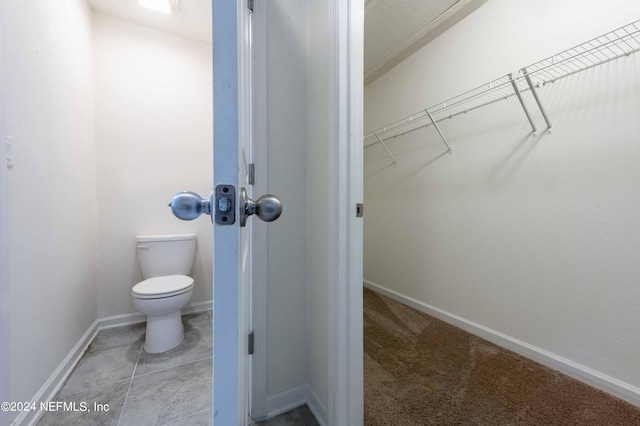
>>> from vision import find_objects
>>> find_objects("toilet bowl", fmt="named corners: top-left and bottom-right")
top-left (133, 234), bottom-right (197, 353)
top-left (132, 275), bottom-right (194, 353)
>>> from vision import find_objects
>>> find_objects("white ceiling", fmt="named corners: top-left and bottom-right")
top-left (86, 0), bottom-right (212, 44)
top-left (86, 0), bottom-right (486, 83)
top-left (364, 0), bottom-right (487, 84)
top-left (365, 0), bottom-right (459, 72)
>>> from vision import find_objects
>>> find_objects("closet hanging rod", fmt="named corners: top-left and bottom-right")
top-left (364, 18), bottom-right (640, 146)
top-left (364, 75), bottom-right (514, 142)
top-left (426, 75), bottom-right (515, 117)
top-left (364, 73), bottom-right (534, 146)
top-left (363, 82), bottom-right (533, 148)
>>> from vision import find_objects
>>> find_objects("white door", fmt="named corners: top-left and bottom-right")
top-left (211, 0), bottom-right (245, 423)
top-left (170, 1), bottom-right (278, 424)
top-left (172, 1), bottom-right (364, 424)
top-left (211, 0), bottom-right (243, 422)
top-left (211, 1), bottom-right (276, 424)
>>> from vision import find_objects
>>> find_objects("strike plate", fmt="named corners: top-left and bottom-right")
top-left (215, 185), bottom-right (236, 225)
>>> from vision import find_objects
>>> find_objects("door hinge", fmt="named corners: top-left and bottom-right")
top-left (248, 332), bottom-right (255, 355)
top-left (248, 163), bottom-right (255, 185)
top-left (247, 0), bottom-right (254, 12)
top-left (356, 203), bottom-right (364, 218)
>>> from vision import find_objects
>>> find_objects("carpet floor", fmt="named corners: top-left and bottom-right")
top-left (363, 287), bottom-right (640, 425)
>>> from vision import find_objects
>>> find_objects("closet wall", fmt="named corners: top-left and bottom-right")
top-left (364, 0), bottom-right (640, 402)
top-left (264, 0), bottom-right (310, 401)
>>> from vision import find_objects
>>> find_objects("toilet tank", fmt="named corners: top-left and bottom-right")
top-left (136, 234), bottom-right (197, 279)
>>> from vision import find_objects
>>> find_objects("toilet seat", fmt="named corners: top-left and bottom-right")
top-left (132, 275), bottom-right (194, 299)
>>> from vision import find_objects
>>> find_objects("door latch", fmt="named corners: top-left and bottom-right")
top-left (214, 185), bottom-right (236, 225)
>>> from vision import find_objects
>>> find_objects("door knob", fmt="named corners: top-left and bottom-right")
top-left (168, 191), bottom-right (212, 220)
top-left (239, 187), bottom-right (282, 227)
top-left (168, 186), bottom-right (235, 224)
top-left (169, 187), bottom-right (280, 227)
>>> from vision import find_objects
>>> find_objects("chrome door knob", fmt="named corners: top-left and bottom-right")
top-left (240, 187), bottom-right (282, 227)
top-left (169, 191), bottom-right (212, 220)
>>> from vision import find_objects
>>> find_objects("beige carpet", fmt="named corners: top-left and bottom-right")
top-left (363, 287), bottom-right (640, 425)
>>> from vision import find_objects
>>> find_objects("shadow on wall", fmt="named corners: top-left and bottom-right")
top-left (363, 95), bottom-right (544, 200)
top-left (366, 60), bottom-right (640, 203)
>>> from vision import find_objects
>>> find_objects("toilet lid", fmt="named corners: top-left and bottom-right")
top-left (132, 275), bottom-right (194, 299)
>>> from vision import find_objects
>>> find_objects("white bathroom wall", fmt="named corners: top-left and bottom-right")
top-left (92, 13), bottom-right (213, 317)
top-left (264, 0), bottom-right (310, 399)
top-left (0, 0), bottom-right (98, 419)
top-left (364, 0), bottom-right (640, 402)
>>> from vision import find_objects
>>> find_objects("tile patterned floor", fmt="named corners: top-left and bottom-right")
top-left (254, 405), bottom-right (319, 426)
top-left (37, 312), bottom-right (318, 426)
top-left (37, 312), bottom-right (213, 426)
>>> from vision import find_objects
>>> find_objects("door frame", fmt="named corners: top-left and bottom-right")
top-left (327, 0), bottom-right (364, 424)
top-left (249, 0), bottom-right (268, 419)
top-left (244, 0), bottom-right (364, 423)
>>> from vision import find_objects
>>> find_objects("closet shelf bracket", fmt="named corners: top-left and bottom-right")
top-left (373, 131), bottom-right (397, 166)
top-left (509, 73), bottom-right (537, 136)
top-left (425, 110), bottom-right (452, 153)
top-left (522, 68), bottom-right (553, 134)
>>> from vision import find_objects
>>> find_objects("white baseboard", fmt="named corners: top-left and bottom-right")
top-left (14, 300), bottom-right (213, 426)
top-left (265, 383), bottom-right (328, 426)
top-left (364, 279), bottom-right (640, 407)
top-left (97, 312), bottom-right (146, 330)
top-left (265, 383), bottom-right (308, 419)
top-left (306, 384), bottom-right (328, 426)
top-left (98, 299), bottom-right (212, 331)
top-left (182, 300), bottom-right (212, 316)
top-left (13, 320), bottom-right (100, 426)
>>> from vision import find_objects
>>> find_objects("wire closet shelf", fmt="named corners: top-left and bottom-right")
top-left (364, 19), bottom-right (640, 159)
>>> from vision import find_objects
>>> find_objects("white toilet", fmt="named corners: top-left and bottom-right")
top-left (132, 233), bottom-right (197, 353)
